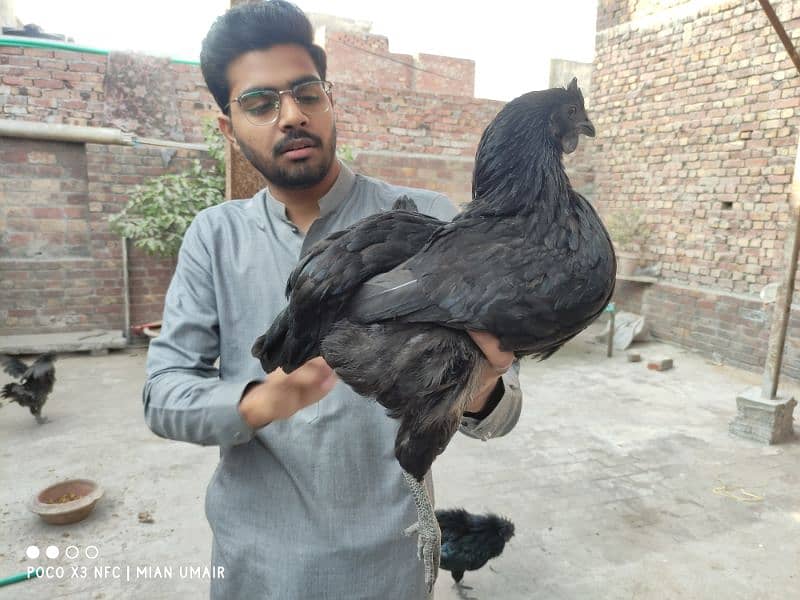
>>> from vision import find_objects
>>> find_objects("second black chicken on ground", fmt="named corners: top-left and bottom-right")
top-left (0, 352), bottom-right (57, 424)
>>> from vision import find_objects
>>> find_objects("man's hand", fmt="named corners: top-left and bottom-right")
top-left (465, 330), bottom-right (514, 414)
top-left (239, 357), bottom-right (338, 428)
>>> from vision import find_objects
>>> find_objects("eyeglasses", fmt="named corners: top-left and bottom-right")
top-left (226, 80), bottom-right (333, 126)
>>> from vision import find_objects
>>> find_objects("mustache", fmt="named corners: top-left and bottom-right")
top-left (273, 130), bottom-right (323, 157)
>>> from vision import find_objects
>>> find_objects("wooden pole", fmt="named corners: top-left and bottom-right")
top-left (762, 139), bottom-right (800, 399)
top-left (756, 0), bottom-right (800, 399)
top-left (757, 0), bottom-right (800, 74)
top-left (607, 309), bottom-right (615, 358)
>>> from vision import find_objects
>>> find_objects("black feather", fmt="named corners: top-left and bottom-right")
top-left (252, 202), bottom-right (442, 374)
top-left (437, 508), bottom-right (515, 583)
top-left (253, 80), bottom-right (615, 481)
top-left (0, 352), bottom-right (56, 423)
top-left (0, 354), bottom-right (29, 378)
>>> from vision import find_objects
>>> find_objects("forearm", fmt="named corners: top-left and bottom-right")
top-left (143, 369), bottom-right (257, 447)
top-left (463, 375), bottom-right (505, 417)
top-left (141, 214), bottom-right (260, 448)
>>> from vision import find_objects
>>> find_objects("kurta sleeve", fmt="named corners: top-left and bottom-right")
top-left (142, 214), bottom-right (258, 447)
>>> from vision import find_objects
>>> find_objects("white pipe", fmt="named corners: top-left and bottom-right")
top-left (0, 119), bottom-right (208, 151)
top-left (0, 119), bottom-right (134, 145)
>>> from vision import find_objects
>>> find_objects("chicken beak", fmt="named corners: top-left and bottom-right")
top-left (578, 120), bottom-right (596, 138)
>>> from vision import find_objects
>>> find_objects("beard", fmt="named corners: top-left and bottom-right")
top-left (237, 125), bottom-right (337, 190)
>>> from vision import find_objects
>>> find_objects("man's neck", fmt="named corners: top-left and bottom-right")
top-left (269, 160), bottom-right (342, 233)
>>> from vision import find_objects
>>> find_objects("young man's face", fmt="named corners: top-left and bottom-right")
top-left (219, 44), bottom-right (337, 190)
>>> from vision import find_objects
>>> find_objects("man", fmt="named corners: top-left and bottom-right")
top-left (143, 1), bottom-right (523, 598)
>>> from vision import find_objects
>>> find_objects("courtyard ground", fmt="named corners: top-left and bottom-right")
top-left (1, 324), bottom-right (797, 599)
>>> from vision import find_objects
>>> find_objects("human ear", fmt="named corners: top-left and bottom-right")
top-left (217, 115), bottom-right (240, 151)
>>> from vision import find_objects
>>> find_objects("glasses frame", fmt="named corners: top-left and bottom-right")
top-left (225, 80), bottom-right (334, 126)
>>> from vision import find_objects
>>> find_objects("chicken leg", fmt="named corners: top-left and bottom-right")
top-left (402, 470), bottom-right (440, 593)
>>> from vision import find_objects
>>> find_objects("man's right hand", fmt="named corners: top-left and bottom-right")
top-left (238, 357), bottom-right (338, 428)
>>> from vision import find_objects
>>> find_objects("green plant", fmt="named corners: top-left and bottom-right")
top-left (109, 120), bottom-right (225, 257)
top-left (604, 208), bottom-right (649, 252)
top-left (336, 143), bottom-right (355, 164)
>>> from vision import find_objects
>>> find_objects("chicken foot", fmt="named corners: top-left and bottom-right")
top-left (402, 470), bottom-right (440, 594)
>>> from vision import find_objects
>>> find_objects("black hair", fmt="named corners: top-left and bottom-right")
top-left (200, 0), bottom-right (327, 113)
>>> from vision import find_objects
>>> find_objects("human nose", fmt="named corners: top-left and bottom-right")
top-left (277, 91), bottom-right (308, 130)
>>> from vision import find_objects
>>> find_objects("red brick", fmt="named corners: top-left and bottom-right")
top-left (67, 62), bottom-right (99, 73)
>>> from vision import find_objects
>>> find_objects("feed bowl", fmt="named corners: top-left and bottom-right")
top-left (30, 479), bottom-right (103, 525)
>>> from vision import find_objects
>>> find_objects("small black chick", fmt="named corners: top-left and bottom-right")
top-left (437, 508), bottom-right (515, 586)
top-left (0, 352), bottom-right (56, 424)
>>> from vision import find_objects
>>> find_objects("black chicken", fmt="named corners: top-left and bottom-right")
top-left (437, 508), bottom-right (515, 587)
top-left (252, 78), bottom-right (615, 590)
top-left (0, 352), bottom-right (57, 424)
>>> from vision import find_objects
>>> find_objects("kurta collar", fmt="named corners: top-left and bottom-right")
top-left (262, 160), bottom-right (356, 225)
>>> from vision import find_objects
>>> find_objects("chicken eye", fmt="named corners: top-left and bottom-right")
top-left (568, 106), bottom-right (577, 117)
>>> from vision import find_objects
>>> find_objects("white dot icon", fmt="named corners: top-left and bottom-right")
top-left (85, 546), bottom-right (99, 560)
top-left (26, 546), bottom-right (40, 559)
top-left (64, 546), bottom-right (79, 560)
top-left (46, 545), bottom-right (60, 559)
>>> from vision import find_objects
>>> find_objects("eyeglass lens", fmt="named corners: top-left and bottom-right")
top-left (238, 81), bottom-right (330, 124)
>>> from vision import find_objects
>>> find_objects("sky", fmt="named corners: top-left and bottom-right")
top-left (13, 0), bottom-right (598, 101)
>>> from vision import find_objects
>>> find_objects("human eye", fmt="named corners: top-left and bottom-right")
top-left (240, 91), bottom-right (279, 115)
top-left (294, 82), bottom-right (324, 105)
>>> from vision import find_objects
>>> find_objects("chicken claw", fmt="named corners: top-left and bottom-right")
top-left (402, 470), bottom-right (440, 594)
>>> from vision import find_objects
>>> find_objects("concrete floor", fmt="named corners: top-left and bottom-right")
top-left (1, 325), bottom-right (798, 599)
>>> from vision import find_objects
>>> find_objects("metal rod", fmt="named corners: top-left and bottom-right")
top-left (761, 138), bottom-right (800, 399)
top-left (122, 237), bottom-right (131, 341)
top-left (133, 136), bottom-right (208, 152)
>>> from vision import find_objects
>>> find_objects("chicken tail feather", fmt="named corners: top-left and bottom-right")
top-left (1, 382), bottom-right (27, 404)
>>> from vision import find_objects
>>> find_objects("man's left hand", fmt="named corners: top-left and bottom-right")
top-left (465, 330), bottom-right (514, 413)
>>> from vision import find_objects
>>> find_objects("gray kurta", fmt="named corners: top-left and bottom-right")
top-left (143, 163), bottom-right (523, 599)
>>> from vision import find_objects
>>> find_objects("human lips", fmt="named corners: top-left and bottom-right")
top-left (278, 137), bottom-right (318, 160)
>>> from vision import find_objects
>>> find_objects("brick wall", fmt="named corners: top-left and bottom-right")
top-left (3, 39), bottom-right (577, 337)
top-left (325, 30), bottom-right (414, 91)
top-left (0, 44), bottom-right (219, 336)
top-left (0, 138), bottom-right (102, 332)
top-left (351, 152), bottom-right (475, 207)
top-left (412, 54), bottom-right (475, 98)
top-left (323, 29), bottom-right (475, 97)
top-left (0, 32), bottom-right (592, 335)
top-left (594, 0), bottom-right (800, 376)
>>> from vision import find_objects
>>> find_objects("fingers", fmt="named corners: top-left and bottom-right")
top-left (291, 357), bottom-right (337, 387)
top-left (467, 330), bottom-right (514, 373)
top-left (252, 358), bottom-right (337, 425)
top-left (286, 358), bottom-right (338, 404)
